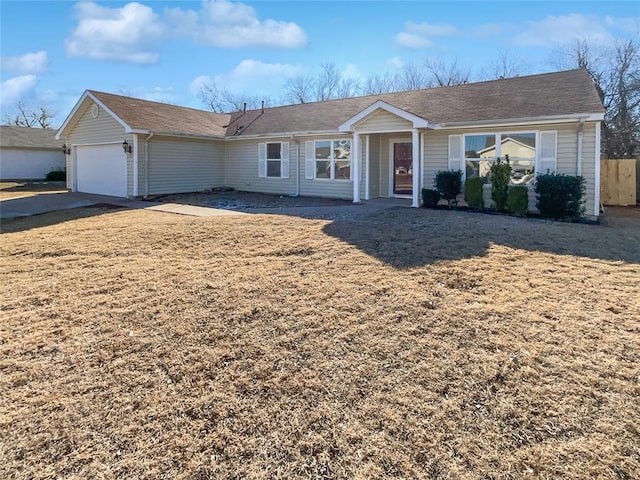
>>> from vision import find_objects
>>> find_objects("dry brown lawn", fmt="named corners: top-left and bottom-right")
top-left (1, 204), bottom-right (639, 479)
top-left (0, 182), bottom-right (67, 200)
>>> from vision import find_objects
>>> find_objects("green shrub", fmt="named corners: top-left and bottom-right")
top-left (421, 188), bottom-right (440, 208)
top-left (434, 170), bottom-right (462, 207)
top-left (464, 177), bottom-right (484, 209)
top-left (490, 157), bottom-right (511, 211)
top-left (507, 185), bottom-right (529, 216)
top-left (535, 173), bottom-right (586, 219)
top-left (46, 168), bottom-right (66, 181)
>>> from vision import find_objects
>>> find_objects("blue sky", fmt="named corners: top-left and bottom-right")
top-left (1, 0), bottom-right (638, 126)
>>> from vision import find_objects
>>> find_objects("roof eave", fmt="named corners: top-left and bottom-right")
top-left (437, 112), bottom-right (605, 129)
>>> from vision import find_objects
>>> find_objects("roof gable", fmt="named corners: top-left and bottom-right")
top-left (338, 100), bottom-right (433, 132)
top-left (57, 90), bottom-right (231, 139)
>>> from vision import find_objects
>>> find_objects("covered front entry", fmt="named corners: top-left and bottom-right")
top-left (75, 144), bottom-right (127, 197)
top-left (340, 100), bottom-right (429, 207)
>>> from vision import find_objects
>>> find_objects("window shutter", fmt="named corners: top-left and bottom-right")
top-left (281, 142), bottom-right (290, 178)
top-left (539, 131), bottom-right (557, 175)
top-left (448, 135), bottom-right (462, 171)
top-left (305, 141), bottom-right (314, 179)
top-left (258, 143), bottom-right (267, 178)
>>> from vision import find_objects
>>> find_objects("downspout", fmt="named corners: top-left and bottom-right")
top-left (144, 133), bottom-right (154, 197)
top-left (291, 134), bottom-right (299, 197)
top-left (577, 118), bottom-right (584, 176)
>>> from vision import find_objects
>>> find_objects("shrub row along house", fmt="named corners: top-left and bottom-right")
top-left (56, 69), bottom-right (605, 217)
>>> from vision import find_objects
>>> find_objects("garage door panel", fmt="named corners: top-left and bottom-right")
top-left (76, 144), bottom-right (127, 197)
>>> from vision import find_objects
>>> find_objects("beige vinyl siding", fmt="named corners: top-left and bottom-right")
top-left (355, 110), bottom-right (413, 132)
top-left (580, 122), bottom-right (597, 216)
top-left (225, 138), bottom-right (296, 196)
top-left (136, 136), bottom-right (146, 196)
top-left (424, 122), bottom-right (598, 213)
top-left (422, 130), bottom-right (449, 192)
top-left (64, 101), bottom-right (130, 193)
top-left (368, 134), bottom-right (381, 199)
top-left (298, 135), bottom-right (353, 199)
top-left (147, 136), bottom-right (224, 195)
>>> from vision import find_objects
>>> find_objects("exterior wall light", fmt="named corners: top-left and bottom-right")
top-left (122, 140), bottom-right (132, 154)
top-left (62, 144), bottom-right (71, 155)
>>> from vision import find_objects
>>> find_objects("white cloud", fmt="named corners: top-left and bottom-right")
top-left (395, 21), bottom-right (457, 49)
top-left (514, 14), bottom-right (615, 47)
top-left (166, 0), bottom-right (307, 48)
top-left (65, 2), bottom-right (164, 64)
top-left (116, 86), bottom-right (177, 104)
top-left (191, 60), bottom-right (301, 96)
top-left (0, 75), bottom-right (38, 107)
top-left (605, 15), bottom-right (640, 34)
top-left (386, 56), bottom-right (405, 70)
top-left (0, 51), bottom-right (48, 74)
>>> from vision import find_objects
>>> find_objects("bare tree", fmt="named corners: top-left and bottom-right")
top-left (281, 63), bottom-right (361, 103)
top-left (197, 82), bottom-right (271, 113)
top-left (282, 75), bottom-right (315, 104)
top-left (480, 50), bottom-right (531, 80)
top-left (423, 58), bottom-right (471, 87)
top-left (361, 72), bottom-right (400, 95)
top-left (3, 101), bottom-right (55, 128)
top-left (553, 37), bottom-right (640, 159)
top-left (398, 62), bottom-right (430, 90)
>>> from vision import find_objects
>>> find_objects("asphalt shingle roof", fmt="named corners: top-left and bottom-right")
top-left (89, 91), bottom-right (231, 137)
top-left (227, 69), bottom-right (604, 136)
top-left (0, 125), bottom-right (64, 149)
top-left (85, 69), bottom-right (603, 139)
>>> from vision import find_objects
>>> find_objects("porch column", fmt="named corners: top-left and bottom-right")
top-left (353, 132), bottom-right (361, 203)
top-left (411, 129), bottom-right (420, 207)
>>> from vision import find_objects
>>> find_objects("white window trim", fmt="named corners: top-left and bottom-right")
top-left (461, 130), bottom-right (539, 183)
top-left (313, 139), bottom-right (352, 181)
top-left (266, 141), bottom-right (283, 178)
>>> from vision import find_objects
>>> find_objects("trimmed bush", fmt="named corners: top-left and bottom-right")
top-left (421, 188), bottom-right (440, 208)
top-left (490, 157), bottom-right (511, 211)
top-left (535, 173), bottom-right (586, 219)
top-left (46, 168), bottom-right (66, 181)
top-left (464, 177), bottom-right (484, 210)
top-left (434, 170), bottom-right (462, 207)
top-left (507, 185), bottom-right (529, 216)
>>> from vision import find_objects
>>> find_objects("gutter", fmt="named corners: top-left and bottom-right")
top-left (437, 113), bottom-right (605, 129)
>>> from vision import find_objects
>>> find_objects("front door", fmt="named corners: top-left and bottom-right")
top-left (393, 142), bottom-right (413, 195)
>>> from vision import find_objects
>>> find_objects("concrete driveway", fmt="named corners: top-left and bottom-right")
top-left (0, 191), bottom-right (249, 220)
top-left (0, 191), bottom-right (410, 220)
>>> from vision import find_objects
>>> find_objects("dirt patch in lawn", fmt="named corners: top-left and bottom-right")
top-left (149, 189), bottom-right (353, 210)
top-left (1, 207), bottom-right (638, 479)
top-left (0, 181), bottom-right (67, 200)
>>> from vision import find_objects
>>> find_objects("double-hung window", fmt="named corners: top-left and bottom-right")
top-left (258, 141), bottom-right (289, 179)
top-left (314, 139), bottom-right (351, 180)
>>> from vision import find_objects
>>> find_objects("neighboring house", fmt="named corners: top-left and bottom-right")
top-left (56, 69), bottom-right (605, 217)
top-left (0, 126), bottom-right (65, 180)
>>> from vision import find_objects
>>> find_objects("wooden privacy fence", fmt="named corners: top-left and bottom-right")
top-left (600, 159), bottom-right (637, 206)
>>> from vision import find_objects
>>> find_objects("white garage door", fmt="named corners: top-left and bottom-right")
top-left (76, 144), bottom-right (127, 197)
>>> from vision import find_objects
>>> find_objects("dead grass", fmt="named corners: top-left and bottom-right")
top-left (0, 181), bottom-right (67, 200)
top-left (1, 205), bottom-right (638, 479)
